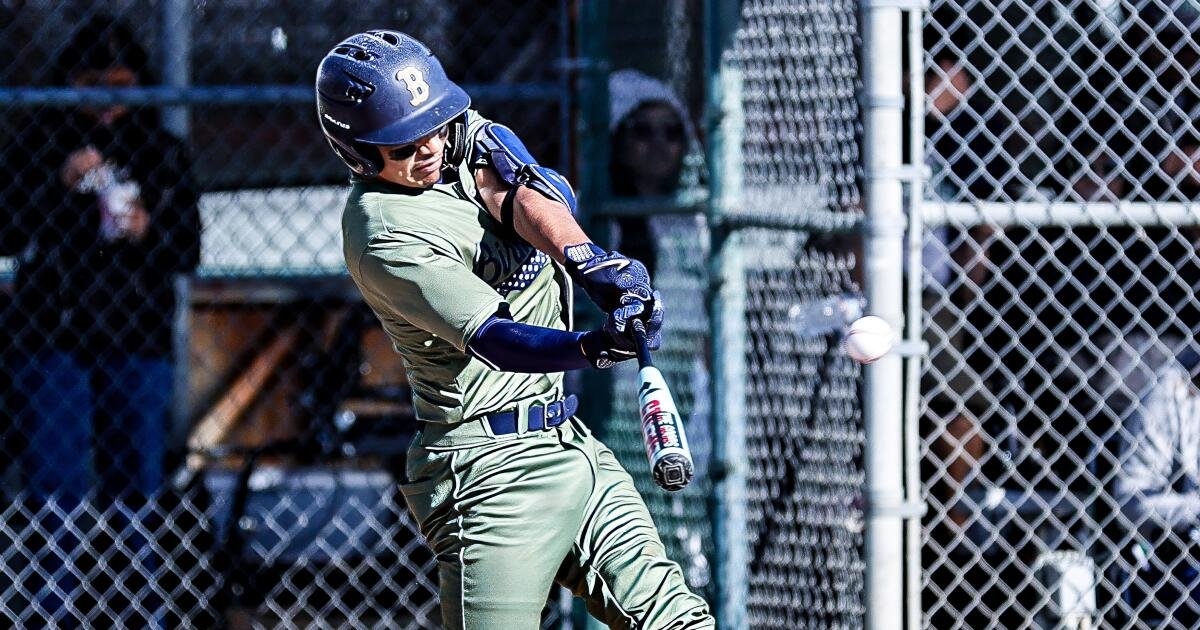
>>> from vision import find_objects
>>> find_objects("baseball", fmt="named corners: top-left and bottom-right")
top-left (843, 316), bottom-right (896, 364)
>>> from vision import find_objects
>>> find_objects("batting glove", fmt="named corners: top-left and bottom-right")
top-left (579, 290), bottom-right (665, 369)
top-left (563, 242), bottom-right (656, 314)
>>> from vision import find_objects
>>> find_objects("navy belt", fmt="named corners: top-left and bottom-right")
top-left (484, 394), bottom-right (578, 436)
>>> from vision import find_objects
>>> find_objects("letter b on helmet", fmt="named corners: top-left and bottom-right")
top-left (315, 30), bottom-right (469, 177)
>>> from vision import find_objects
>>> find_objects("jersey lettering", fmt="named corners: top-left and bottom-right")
top-left (397, 67), bottom-right (430, 106)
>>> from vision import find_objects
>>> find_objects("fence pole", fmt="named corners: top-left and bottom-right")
top-left (862, 1), bottom-right (908, 628)
top-left (160, 0), bottom-right (194, 459)
top-left (158, 0), bottom-right (191, 138)
top-left (704, 0), bottom-right (747, 627)
top-left (904, 5), bottom-right (928, 629)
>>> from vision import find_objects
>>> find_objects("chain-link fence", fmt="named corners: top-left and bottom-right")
top-left (921, 1), bottom-right (1200, 628)
top-left (728, 1), bottom-right (866, 625)
top-left (0, 1), bottom-right (571, 626)
top-left (588, 0), bottom-right (870, 627)
top-left (588, 0), bottom-right (716, 611)
top-left (0, 0), bottom-right (884, 626)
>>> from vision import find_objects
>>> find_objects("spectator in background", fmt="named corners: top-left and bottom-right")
top-left (607, 68), bottom-right (701, 278)
top-left (1153, 131), bottom-right (1200, 200)
top-left (918, 46), bottom-right (1009, 630)
top-left (0, 14), bottom-right (200, 506)
top-left (1115, 348), bottom-right (1200, 626)
top-left (606, 69), bottom-right (712, 589)
top-left (0, 15), bottom-right (200, 621)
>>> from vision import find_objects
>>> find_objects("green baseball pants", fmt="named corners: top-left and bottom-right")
top-left (401, 413), bottom-right (714, 629)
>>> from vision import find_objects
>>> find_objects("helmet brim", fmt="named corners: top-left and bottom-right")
top-left (356, 84), bottom-right (470, 146)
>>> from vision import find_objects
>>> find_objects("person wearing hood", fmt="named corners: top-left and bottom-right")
top-left (606, 69), bottom-right (701, 279)
top-left (0, 16), bottom-right (200, 507)
top-left (605, 70), bottom-right (714, 590)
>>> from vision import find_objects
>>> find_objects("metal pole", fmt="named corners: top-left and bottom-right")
top-left (159, 0), bottom-right (191, 138)
top-left (161, 0), bottom-right (193, 455)
top-left (903, 6), bottom-right (928, 630)
top-left (704, 1), bottom-right (747, 626)
top-left (862, 1), bottom-right (908, 628)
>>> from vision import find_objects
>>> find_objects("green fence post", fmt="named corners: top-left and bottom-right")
top-left (575, 2), bottom-right (611, 628)
top-left (704, 1), bottom-right (746, 627)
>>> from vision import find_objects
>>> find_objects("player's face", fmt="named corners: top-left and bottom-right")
top-left (378, 125), bottom-right (450, 188)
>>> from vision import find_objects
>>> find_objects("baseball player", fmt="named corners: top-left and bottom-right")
top-left (316, 31), bottom-right (714, 628)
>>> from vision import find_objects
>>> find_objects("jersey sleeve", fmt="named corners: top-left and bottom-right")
top-left (357, 232), bottom-right (504, 352)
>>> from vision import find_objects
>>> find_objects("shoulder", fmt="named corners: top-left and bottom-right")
top-left (465, 109), bottom-right (494, 138)
top-left (343, 182), bottom-right (467, 263)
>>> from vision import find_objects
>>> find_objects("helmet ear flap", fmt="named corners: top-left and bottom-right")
top-left (442, 114), bottom-right (470, 170)
top-left (325, 135), bottom-right (382, 178)
top-left (351, 141), bottom-right (385, 177)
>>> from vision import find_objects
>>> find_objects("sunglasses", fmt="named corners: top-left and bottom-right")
top-left (386, 125), bottom-right (450, 161)
top-left (626, 120), bottom-right (685, 143)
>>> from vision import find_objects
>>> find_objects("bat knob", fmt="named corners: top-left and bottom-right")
top-left (654, 453), bottom-right (695, 492)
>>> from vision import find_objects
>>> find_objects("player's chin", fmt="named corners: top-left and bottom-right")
top-left (413, 160), bottom-right (443, 186)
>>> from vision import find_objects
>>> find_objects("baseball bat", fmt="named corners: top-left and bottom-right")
top-left (631, 319), bottom-right (695, 492)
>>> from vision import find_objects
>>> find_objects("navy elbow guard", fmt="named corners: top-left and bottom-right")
top-left (472, 123), bottom-right (577, 231)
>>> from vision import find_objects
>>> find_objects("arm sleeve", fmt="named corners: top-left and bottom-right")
top-left (1115, 372), bottom-right (1200, 531)
top-left (467, 315), bottom-right (592, 373)
top-left (356, 236), bottom-right (504, 352)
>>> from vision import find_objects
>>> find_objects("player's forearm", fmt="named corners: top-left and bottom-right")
top-left (468, 315), bottom-right (616, 373)
top-left (509, 186), bottom-right (589, 264)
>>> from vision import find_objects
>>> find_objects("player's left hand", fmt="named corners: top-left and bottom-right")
top-left (579, 290), bottom-right (665, 369)
top-left (563, 242), bottom-right (656, 313)
top-left (609, 289), bottom-right (664, 351)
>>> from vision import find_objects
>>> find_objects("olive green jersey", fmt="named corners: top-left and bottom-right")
top-left (342, 110), bottom-right (571, 424)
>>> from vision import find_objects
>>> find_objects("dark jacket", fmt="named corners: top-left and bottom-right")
top-left (0, 108), bottom-right (201, 358)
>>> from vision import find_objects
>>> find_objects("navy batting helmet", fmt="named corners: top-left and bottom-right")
top-left (316, 30), bottom-right (470, 177)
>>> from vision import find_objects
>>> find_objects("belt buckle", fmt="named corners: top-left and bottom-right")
top-left (531, 398), bottom-right (565, 432)
top-left (546, 400), bottom-right (562, 428)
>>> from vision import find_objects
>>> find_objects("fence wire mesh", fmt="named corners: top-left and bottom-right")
top-left (743, 246), bottom-right (866, 629)
top-left (596, 0), bottom-right (715, 607)
top-left (596, 1), bottom-right (868, 627)
top-left (727, 1), bottom-right (867, 627)
top-left (922, 1), bottom-right (1200, 628)
top-left (715, 0), bottom-right (868, 619)
top-left (0, 1), bottom-right (570, 626)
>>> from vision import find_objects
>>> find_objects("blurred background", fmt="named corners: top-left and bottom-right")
top-left (0, 0), bottom-right (1197, 629)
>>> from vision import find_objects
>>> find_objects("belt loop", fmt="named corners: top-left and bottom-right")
top-left (515, 402), bottom-right (529, 435)
top-left (528, 403), bottom-right (545, 432)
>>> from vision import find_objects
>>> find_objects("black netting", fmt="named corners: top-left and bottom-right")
top-left (922, 1), bottom-right (1200, 628)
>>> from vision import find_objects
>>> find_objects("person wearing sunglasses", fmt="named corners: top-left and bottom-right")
top-left (607, 69), bottom-right (697, 280)
top-left (316, 31), bottom-right (712, 629)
